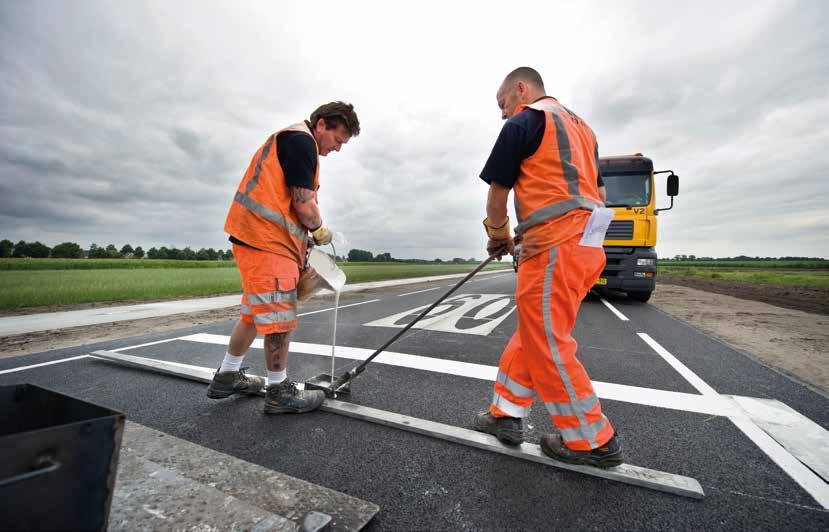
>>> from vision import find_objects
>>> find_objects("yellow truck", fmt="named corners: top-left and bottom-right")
top-left (596, 154), bottom-right (679, 301)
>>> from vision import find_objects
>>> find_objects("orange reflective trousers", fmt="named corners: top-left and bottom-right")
top-left (490, 234), bottom-right (615, 451)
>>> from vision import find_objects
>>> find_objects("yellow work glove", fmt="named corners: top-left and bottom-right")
top-left (483, 217), bottom-right (515, 259)
top-left (311, 225), bottom-right (333, 245)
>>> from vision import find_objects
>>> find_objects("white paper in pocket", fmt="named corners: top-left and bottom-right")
top-left (578, 207), bottom-right (615, 248)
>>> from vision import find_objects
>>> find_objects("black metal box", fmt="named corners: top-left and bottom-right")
top-left (0, 384), bottom-right (125, 531)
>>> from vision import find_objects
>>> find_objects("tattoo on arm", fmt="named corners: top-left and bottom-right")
top-left (291, 187), bottom-right (314, 204)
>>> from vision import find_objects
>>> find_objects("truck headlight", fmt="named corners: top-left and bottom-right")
top-left (636, 258), bottom-right (655, 267)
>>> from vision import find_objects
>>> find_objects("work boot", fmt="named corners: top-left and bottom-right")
top-left (473, 411), bottom-right (526, 445)
top-left (264, 379), bottom-right (325, 414)
top-left (206, 367), bottom-right (265, 399)
top-left (540, 432), bottom-right (623, 468)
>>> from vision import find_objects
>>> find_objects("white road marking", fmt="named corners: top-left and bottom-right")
top-left (298, 299), bottom-right (381, 317)
top-left (0, 354), bottom-right (91, 375)
top-left (397, 287), bottom-right (443, 297)
top-left (637, 332), bottom-right (829, 509)
top-left (0, 337), bottom-right (185, 375)
top-left (638, 333), bottom-right (717, 395)
top-left (365, 294), bottom-right (516, 336)
top-left (600, 298), bottom-right (630, 321)
top-left (179, 333), bottom-right (744, 418)
top-left (112, 337), bottom-right (183, 352)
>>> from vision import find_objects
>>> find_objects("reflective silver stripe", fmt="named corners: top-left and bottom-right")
top-left (496, 370), bottom-right (534, 398)
top-left (541, 247), bottom-right (597, 448)
top-left (253, 310), bottom-right (297, 324)
top-left (544, 394), bottom-right (599, 418)
top-left (559, 415), bottom-right (608, 443)
top-left (550, 112), bottom-right (581, 198)
top-left (240, 304), bottom-right (251, 315)
top-left (247, 290), bottom-right (297, 306)
top-left (514, 102), bottom-right (601, 236)
top-left (236, 123), bottom-right (315, 243)
top-left (233, 191), bottom-right (307, 241)
top-left (491, 391), bottom-right (530, 418)
top-left (243, 135), bottom-right (275, 195)
top-left (515, 196), bottom-right (599, 235)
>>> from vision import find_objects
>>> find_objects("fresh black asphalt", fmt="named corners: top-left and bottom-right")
top-left (2, 272), bottom-right (827, 530)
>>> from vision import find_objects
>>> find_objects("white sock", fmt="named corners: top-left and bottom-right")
top-left (267, 369), bottom-right (287, 386)
top-left (219, 352), bottom-right (245, 373)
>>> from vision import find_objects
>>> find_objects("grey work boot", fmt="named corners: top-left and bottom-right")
top-left (264, 379), bottom-right (325, 414)
top-left (473, 410), bottom-right (526, 445)
top-left (206, 367), bottom-right (265, 399)
top-left (540, 432), bottom-right (623, 468)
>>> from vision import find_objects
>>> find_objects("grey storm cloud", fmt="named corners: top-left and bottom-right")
top-left (1, 0), bottom-right (827, 259)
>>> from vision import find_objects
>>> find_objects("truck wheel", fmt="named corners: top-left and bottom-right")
top-left (628, 290), bottom-right (652, 302)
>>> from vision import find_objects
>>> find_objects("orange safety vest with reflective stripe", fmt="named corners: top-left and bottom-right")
top-left (224, 122), bottom-right (320, 265)
top-left (512, 97), bottom-right (603, 262)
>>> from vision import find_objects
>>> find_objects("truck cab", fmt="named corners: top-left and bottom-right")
top-left (597, 154), bottom-right (678, 302)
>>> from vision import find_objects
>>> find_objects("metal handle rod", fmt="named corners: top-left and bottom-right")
top-left (0, 457), bottom-right (60, 488)
top-left (334, 254), bottom-right (498, 387)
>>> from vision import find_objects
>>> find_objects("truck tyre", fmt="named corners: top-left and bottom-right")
top-left (628, 290), bottom-right (652, 303)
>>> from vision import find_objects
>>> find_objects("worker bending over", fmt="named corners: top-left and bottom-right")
top-left (208, 102), bottom-right (360, 414)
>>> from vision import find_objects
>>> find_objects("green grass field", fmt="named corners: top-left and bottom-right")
top-left (658, 266), bottom-right (829, 289)
top-left (0, 258), bottom-right (237, 270)
top-left (660, 260), bottom-right (826, 269)
top-left (0, 260), bottom-right (513, 310)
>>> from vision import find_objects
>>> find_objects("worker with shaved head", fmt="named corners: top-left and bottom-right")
top-left (473, 67), bottom-right (621, 467)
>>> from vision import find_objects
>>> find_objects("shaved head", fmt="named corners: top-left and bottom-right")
top-left (496, 67), bottom-right (547, 119)
top-left (502, 67), bottom-right (545, 92)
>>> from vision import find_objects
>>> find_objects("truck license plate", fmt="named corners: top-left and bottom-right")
top-left (596, 277), bottom-right (607, 285)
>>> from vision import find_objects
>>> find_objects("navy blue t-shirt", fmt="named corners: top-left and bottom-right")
top-left (479, 104), bottom-right (603, 189)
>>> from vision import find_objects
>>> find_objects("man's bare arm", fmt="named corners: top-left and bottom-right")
top-left (290, 186), bottom-right (322, 230)
top-left (486, 182), bottom-right (510, 226)
top-left (598, 185), bottom-right (607, 204)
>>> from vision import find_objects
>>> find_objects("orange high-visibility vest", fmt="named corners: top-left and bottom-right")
top-left (224, 122), bottom-right (320, 264)
top-left (512, 97), bottom-right (603, 261)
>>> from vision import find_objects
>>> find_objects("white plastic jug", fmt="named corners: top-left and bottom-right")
top-left (307, 248), bottom-right (346, 293)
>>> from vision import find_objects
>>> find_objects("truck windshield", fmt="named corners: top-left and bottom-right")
top-left (602, 173), bottom-right (651, 207)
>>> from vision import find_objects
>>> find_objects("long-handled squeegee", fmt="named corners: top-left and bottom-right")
top-left (304, 254), bottom-right (498, 398)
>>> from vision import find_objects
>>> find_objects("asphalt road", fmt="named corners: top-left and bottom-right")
top-left (2, 272), bottom-right (827, 530)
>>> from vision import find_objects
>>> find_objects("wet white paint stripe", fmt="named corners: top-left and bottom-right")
top-left (600, 298), bottom-right (629, 321)
top-left (637, 332), bottom-right (829, 509)
top-left (0, 355), bottom-right (91, 375)
top-left (298, 299), bottom-right (381, 317)
top-left (178, 333), bottom-right (743, 418)
top-left (397, 287), bottom-right (442, 297)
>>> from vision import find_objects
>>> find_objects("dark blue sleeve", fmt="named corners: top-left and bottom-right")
top-left (479, 109), bottom-right (545, 189)
top-left (277, 132), bottom-right (318, 190)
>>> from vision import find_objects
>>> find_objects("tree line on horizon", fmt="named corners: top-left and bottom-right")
top-left (0, 239), bottom-right (234, 261)
top-left (0, 239), bottom-right (482, 264)
top-left (3, 239), bottom-right (822, 264)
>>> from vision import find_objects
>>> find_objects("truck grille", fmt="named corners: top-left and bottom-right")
top-left (606, 220), bottom-right (633, 240)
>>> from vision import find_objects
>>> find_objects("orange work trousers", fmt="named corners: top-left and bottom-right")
top-left (490, 234), bottom-right (615, 451)
top-left (233, 244), bottom-right (300, 335)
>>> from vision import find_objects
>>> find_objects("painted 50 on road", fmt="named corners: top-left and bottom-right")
top-left (365, 294), bottom-right (516, 336)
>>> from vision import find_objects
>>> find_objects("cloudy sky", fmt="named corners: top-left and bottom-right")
top-left (1, 0), bottom-right (827, 260)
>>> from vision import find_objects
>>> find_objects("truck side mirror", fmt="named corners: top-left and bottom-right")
top-left (667, 174), bottom-right (679, 197)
